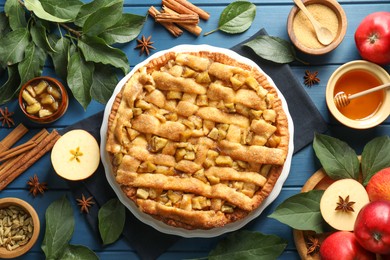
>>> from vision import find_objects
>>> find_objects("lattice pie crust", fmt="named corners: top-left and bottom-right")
top-left (106, 51), bottom-right (289, 230)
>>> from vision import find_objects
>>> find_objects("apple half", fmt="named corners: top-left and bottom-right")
top-left (320, 178), bottom-right (369, 231)
top-left (51, 129), bottom-right (100, 181)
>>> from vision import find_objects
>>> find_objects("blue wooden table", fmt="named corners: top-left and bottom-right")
top-left (1, 0), bottom-right (390, 259)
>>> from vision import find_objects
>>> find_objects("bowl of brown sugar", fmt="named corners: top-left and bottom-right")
top-left (287, 0), bottom-right (347, 55)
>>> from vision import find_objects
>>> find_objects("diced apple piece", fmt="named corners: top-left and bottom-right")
top-left (51, 129), bottom-right (100, 181)
top-left (320, 179), bottom-right (369, 231)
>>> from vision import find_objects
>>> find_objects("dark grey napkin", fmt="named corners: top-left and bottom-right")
top-left (231, 28), bottom-right (328, 153)
top-left (61, 28), bottom-right (328, 260)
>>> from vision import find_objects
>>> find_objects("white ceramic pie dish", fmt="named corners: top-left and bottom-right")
top-left (100, 44), bottom-right (294, 238)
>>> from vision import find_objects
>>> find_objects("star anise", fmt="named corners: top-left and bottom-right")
top-left (27, 174), bottom-right (48, 197)
top-left (0, 107), bottom-right (15, 128)
top-left (76, 194), bottom-right (95, 213)
top-left (303, 70), bottom-right (320, 87)
top-left (135, 35), bottom-right (156, 56)
top-left (335, 195), bottom-right (356, 212)
top-left (306, 235), bottom-right (320, 255)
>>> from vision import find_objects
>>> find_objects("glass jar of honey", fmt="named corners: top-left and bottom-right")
top-left (326, 60), bottom-right (390, 129)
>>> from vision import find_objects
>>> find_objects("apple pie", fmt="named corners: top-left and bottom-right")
top-left (106, 50), bottom-right (290, 230)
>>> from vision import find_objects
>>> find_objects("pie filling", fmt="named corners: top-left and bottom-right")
top-left (106, 51), bottom-right (289, 230)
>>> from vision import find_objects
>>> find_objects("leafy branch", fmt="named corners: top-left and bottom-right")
top-left (0, 0), bottom-right (146, 109)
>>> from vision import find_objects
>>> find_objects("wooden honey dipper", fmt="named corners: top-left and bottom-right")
top-left (334, 82), bottom-right (390, 108)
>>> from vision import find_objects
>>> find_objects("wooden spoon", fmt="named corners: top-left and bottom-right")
top-left (334, 82), bottom-right (390, 108)
top-left (293, 0), bottom-right (334, 45)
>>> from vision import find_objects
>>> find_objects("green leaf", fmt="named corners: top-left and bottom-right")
top-left (361, 136), bottom-right (390, 185)
top-left (74, 0), bottom-right (123, 27)
top-left (82, 1), bottom-right (123, 36)
top-left (40, 0), bottom-right (83, 21)
top-left (49, 36), bottom-right (71, 80)
top-left (18, 42), bottom-right (46, 85)
top-left (78, 35), bottom-right (129, 74)
top-left (209, 230), bottom-right (287, 260)
top-left (60, 245), bottom-right (98, 260)
top-left (243, 35), bottom-right (296, 64)
top-left (30, 22), bottom-right (55, 52)
top-left (0, 65), bottom-right (21, 105)
top-left (99, 13), bottom-right (146, 45)
top-left (204, 1), bottom-right (256, 36)
top-left (0, 28), bottom-right (30, 67)
top-left (269, 190), bottom-right (325, 233)
top-left (0, 12), bottom-right (11, 38)
top-left (5, 0), bottom-right (26, 30)
top-left (98, 198), bottom-right (125, 245)
top-left (91, 64), bottom-right (118, 104)
top-left (24, 0), bottom-right (70, 23)
top-left (67, 51), bottom-right (94, 109)
top-left (313, 133), bottom-right (360, 180)
top-left (41, 196), bottom-right (75, 260)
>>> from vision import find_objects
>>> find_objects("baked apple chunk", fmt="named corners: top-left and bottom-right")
top-left (106, 51), bottom-right (289, 230)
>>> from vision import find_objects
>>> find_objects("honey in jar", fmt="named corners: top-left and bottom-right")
top-left (334, 70), bottom-right (384, 120)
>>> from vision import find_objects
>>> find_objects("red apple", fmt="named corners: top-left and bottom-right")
top-left (320, 231), bottom-right (375, 260)
top-left (366, 167), bottom-right (390, 201)
top-left (354, 201), bottom-right (390, 255)
top-left (354, 12), bottom-right (390, 65)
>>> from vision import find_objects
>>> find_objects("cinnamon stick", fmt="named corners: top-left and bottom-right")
top-left (155, 13), bottom-right (199, 24)
top-left (0, 124), bottom-right (28, 153)
top-left (149, 6), bottom-right (183, 37)
top-left (0, 140), bottom-right (36, 162)
top-left (163, 6), bottom-right (202, 36)
top-left (0, 129), bottom-right (59, 190)
top-left (162, 0), bottom-right (210, 20)
top-left (0, 129), bottom-right (48, 176)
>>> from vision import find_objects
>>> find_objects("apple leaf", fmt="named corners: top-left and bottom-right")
top-left (243, 35), bottom-right (297, 64)
top-left (82, 1), bottom-right (123, 36)
top-left (313, 133), bottom-right (360, 180)
top-left (204, 1), bottom-right (256, 36)
top-left (24, 0), bottom-right (70, 23)
top-left (49, 36), bottom-right (71, 80)
top-left (39, 0), bottom-right (83, 21)
top-left (5, 0), bottom-right (26, 30)
top-left (209, 230), bottom-right (287, 260)
top-left (99, 13), bottom-right (146, 45)
top-left (67, 51), bottom-right (94, 109)
top-left (0, 12), bottom-right (11, 38)
top-left (41, 196), bottom-right (75, 260)
top-left (269, 190), bottom-right (325, 233)
top-left (78, 35), bottom-right (129, 74)
top-left (0, 65), bottom-right (21, 104)
top-left (74, 0), bottom-right (123, 27)
top-left (0, 28), bottom-right (30, 67)
top-left (18, 42), bottom-right (47, 85)
top-left (91, 64), bottom-right (118, 104)
top-left (60, 245), bottom-right (98, 259)
top-left (98, 198), bottom-right (126, 245)
top-left (361, 136), bottom-right (390, 186)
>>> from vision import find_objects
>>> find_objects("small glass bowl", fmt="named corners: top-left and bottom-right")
top-left (287, 0), bottom-right (347, 55)
top-left (0, 198), bottom-right (40, 258)
top-left (326, 60), bottom-right (390, 129)
top-left (19, 76), bottom-right (68, 124)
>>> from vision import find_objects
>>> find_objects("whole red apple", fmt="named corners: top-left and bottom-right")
top-left (366, 167), bottom-right (390, 201)
top-left (320, 231), bottom-right (375, 260)
top-left (354, 12), bottom-right (390, 65)
top-left (354, 200), bottom-right (390, 255)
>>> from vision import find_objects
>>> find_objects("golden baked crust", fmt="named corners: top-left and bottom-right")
top-left (106, 51), bottom-right (289, 230)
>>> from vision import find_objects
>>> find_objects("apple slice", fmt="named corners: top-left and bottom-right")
top-left (51, 129), bottom-right (100, 181)
top-left (320, 178), bottom-right (369, 231)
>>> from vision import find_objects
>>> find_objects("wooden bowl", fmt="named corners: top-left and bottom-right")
top-left (0, 198), bottom-right (40, 258)
top-left (287, 0), bottom-right (347, 55)
top-left (19, 76), bottom-right (69, 124)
